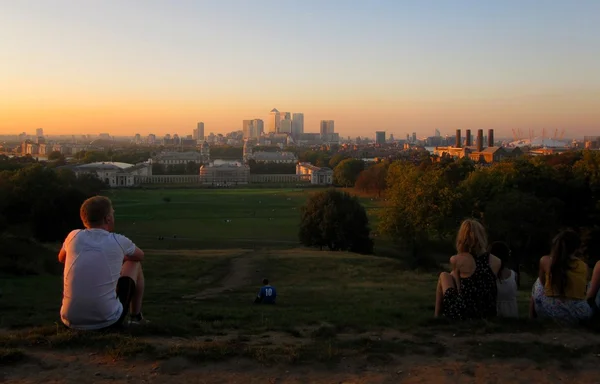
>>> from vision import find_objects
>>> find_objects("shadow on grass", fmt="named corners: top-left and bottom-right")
top-left (0, 348), bottom-right (26, 366)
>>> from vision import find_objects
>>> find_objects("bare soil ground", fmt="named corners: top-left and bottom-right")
top-left (3, 338), bottom-right (600, 384)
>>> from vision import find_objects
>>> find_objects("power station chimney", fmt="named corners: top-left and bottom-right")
top-left (455, 129), bottom-right (461, 148)
top-left (465, 129), bottom-right (472, 147)
top-left (477, 129), bottom-right (483, 151)
top-left (488, 129), bottom-right (494, 147)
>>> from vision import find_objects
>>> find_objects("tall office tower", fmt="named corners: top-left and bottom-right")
top-left (376, 131), bottom-right (386, 145)
top-left (134, 133), bottom-right (141, 143)
top-left (406, 133), bottom-right (410, 142)
top-left (320, 120), bottom-right (335, 136)
top-left (243, 120), bottom-right (254, 138)
top-left (412, 132), bottom-right (417, 143)
top-left (280, 117), bottom-right (292, 134)
top-left (36, 128), bottom-right (44, 137)
top-left (194, 122), bottom-right (205, 141)
top-left (292, 113), bottom-right (304, 136)
top-left (435, 129), bottom-right (441, 137)
top-left (280, 112), bottom-right (291, 120)
top-left (268, 108), bottom-right (281, 133)
top-left (252, 119), bottom-right (264, 138)
top-left (148, 134), bottom-right (156, 145)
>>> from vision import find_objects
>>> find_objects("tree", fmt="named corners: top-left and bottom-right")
top-left (48, 151), bottom-right (64, 161)
top-left (379, 161), bottom-right (460, 263)
top-left (333, 159), bottom-right (364, 187)
top-left (299, 189), bottom-right (373, 254)
top-left (355, 162), bottom-right (389, 196)
top-left (329, 153), bottom-right (349, 169)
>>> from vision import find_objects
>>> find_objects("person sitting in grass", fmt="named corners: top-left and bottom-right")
top-left (254, 279), bottom-right (277, 304)
top-left (59, 196), bottom-right (147, 330)
top-left (434, 219), bottom-right (501, 320)
top-left (490, 241), bottom-right (519, 318)
top-left (582, 227), bottom-right (600, 318)
top-left (530, 229), bottom-right (591, 325)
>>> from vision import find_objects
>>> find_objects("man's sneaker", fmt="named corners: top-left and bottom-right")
top-left (129, 313), bottom-right (149, 325)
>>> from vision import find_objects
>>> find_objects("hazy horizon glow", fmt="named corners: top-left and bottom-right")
top-left (1, 0), bottom-right (599, 138)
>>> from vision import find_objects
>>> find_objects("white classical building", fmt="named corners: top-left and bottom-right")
top-left (296, 162), bottom-right (333, 185)
top-left (67, 162), bottom-right (152, 187)
top-left (199, 161), bottom-right (250, 185)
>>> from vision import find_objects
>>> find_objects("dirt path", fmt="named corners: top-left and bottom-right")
top-left (182, 251), bottom-right (258, 300)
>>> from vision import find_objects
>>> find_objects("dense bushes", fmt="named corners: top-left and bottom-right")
top-left (299, 189), bottom-right (373, 254)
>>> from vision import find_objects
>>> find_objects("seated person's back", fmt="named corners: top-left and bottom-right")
top-left (255, 279), bottom-right (277, 304)
top-left (61, 229), bottom-right (133, 329)
top-left (60, 196), bottom-right (146, 330)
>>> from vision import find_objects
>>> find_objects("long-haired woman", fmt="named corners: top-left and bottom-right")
top-left (435, 219), bottom-right (501, 320)
top-left (530, 229), bottom-right (591, 325)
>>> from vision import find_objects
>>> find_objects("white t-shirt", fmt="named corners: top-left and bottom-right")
top-left (60, 228), bottom-right (136, 330)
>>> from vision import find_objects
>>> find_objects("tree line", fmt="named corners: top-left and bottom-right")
top-left (378, 151), bottom-right (600, 269)
top-left (299, 150), bottom-right (600, 271)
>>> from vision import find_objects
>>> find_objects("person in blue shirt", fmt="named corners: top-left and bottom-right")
top-left (254, 279), bottom-right (276, 304)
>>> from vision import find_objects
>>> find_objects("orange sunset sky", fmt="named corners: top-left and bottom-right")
top-left (1, 1), bottom-right (599, 138)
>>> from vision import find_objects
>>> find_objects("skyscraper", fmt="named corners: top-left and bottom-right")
top-left (280, 117), bottom-right (292, 134)
top-left (194, 122), bottom-right (205, 141)
top-left (243, 120), bottom-right (254, 138)
top-left (376, 131), bottom-right (386, 145)
top-left (292, 113), bottom-right (304, 136)
top-left (268, 108), bottom-right (280, 133)
top-left (435, 129), bottom-right (441, 137)
top-left (412, 132), bottom-right (417, 143)
top-left (320, 120), bottom-right (334, 136)
top-left (36, 128), bottom-right (44, 137)
top-left (253, 119), bottom-right (264, 138)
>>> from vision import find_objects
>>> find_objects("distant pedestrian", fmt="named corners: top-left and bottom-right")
top-left (254, 279), bottom-right (277, 304)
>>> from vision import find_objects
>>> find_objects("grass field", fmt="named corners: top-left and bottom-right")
top-left (3, 188), bottom-right (600, 382)
top-left (104, 188), bottom-right (383, 249)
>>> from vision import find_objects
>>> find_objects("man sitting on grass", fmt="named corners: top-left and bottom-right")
top-left (254, 279), bottom-right (277, 304)
top-left (59, 196), bottom-right (147, 330)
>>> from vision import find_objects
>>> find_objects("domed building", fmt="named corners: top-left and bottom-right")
top-left (63, 161), bottom-right (152, 187)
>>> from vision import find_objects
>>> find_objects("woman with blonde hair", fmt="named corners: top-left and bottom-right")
top-left (435, 219), bottom-right (502, 320)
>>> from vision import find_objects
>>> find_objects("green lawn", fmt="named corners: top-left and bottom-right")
top-left (2, 188), bottom-right (592, 370)
top-left (104, 188), bottom-right (383, 249)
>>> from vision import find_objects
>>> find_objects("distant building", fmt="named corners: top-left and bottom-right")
top-left (152, 147), bottom-right (210, 165)
top-left (64, 162), bottom-right (152, 188)
top-left (148, 134), bottom-right (156, 145)
top-left (268, 108), bottom-right (280, 133)
top-left (584, 136), bottom-right (600, 150)
top-left (376, 131), bottom-right (386, 145)
top-left (297, 133), bottom-right (321, 146)
top-left (194, 122), bottom-right (205, 141)
top-left (243, 120), bottom-right (254, 139)
top-left (296, 163), bottom-right (333, 185)
top-left (434, 129), bottom-right (521, 163)
top-left (412, 132), bottom-right (417, 143)
top-left (36, 128), bottom-right (44, 137)
top-left (320, 120), bottom-right (335, 136)
top-left (243, 119), bottom-right (265, 139)
top-left (292, 113), bottom-right (304, 137)
top-left (280, 117), bottom-right (292, 134)
top-left (199, 162), bottom-right (249, 185)
top-left (249, 150), bottom-right (297, 164)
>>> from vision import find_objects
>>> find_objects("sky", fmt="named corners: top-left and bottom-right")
top-left (1, 0), bottom-right (599, 139)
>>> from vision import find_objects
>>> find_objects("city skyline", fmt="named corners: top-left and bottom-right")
top-left (1, 1), bottom-right (599, 137)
